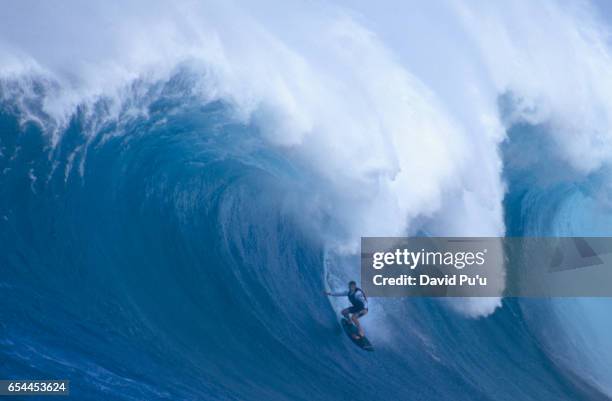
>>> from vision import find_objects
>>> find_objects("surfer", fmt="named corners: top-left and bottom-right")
top-left (326, 281), bottom-right (368, 338)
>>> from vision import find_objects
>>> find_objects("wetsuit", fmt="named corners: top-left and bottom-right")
top-left (330, 288), bottom-right (368, 314)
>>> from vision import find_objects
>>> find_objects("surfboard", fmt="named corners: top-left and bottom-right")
top-left (341, 318), bottom-right (373, 351)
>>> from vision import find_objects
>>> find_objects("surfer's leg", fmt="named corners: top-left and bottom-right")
top-left (341, 308), bottom-right (350, 320)
top-left (350, 314), bottom-right (361, 336)
top-left (352, 309), bottom-right (368, 337)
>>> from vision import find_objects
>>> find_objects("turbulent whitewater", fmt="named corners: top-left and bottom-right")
top-left (1, 1), bottom-right (612, 399)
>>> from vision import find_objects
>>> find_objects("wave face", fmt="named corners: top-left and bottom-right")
top-left (2, 1), bottom-right (612, 400)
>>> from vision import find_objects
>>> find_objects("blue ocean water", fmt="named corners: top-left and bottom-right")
top-left (3, 1), bottom-right (612, 399)
top-left (0, 74), bottom-right (611, 400)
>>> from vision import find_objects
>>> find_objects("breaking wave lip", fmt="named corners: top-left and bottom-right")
top-left (2, 0), bottom-right (612, 399)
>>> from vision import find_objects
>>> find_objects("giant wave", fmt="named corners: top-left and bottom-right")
top-left (1, 1), bottom-right (612, 400)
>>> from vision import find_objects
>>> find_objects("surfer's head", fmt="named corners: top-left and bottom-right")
top-left (348, 281), bottom-right (357, 291)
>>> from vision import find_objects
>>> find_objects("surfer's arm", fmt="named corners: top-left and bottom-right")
top-left (326, 290), bottom-right (348, 297)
